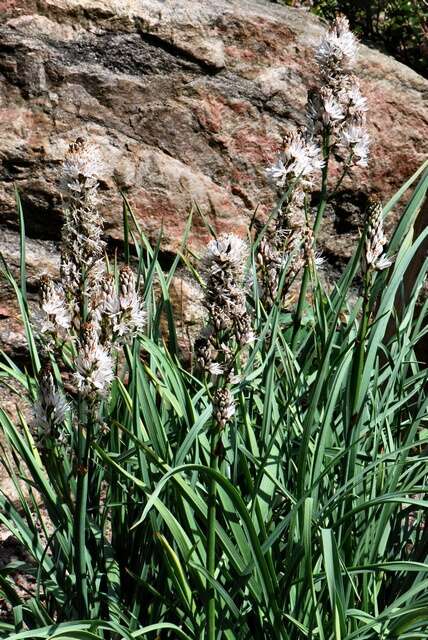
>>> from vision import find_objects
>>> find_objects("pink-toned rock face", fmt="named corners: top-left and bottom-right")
top-left (0, 0), bottom-right (427, 357)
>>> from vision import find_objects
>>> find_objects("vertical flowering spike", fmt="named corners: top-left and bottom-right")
top-left (74, 323), bottom-right (114, 399)
top-left (261, 129), bottom-right (323, 309)
top-left (258, 172), bottom-right (306, 309)
top-left (202, 234), bottom-right (251, 341)
top-left (362, 197), bottom-right (394, 274)
top-left (309, 15), bottom-right (370, 171)
top-left (315, 15), bottom-right (358, 80)
top-left (196, 233), bottom-right (254, 382)
top-left (60, 138), bottom-right (106, 314)
top-left (110, 266), bottom-right (146, 341)
top-left (33, 363), bottom-right (69, 440)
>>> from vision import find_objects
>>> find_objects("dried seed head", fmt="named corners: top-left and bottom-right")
top-left (213, 388), bottom-right (235, 430)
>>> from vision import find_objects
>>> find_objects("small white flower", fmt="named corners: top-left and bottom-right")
top-left (314, 251), bottom-right (325, 267)
top-left (323, 93), bottom-right (345, 123)
top-left (40, 276), bottom-right (72, 332)
top-left (266, 158), bottom-right (287, 187)
top-left (375, 254), bottom-right (394, 271)
top-left (266, 131), bottom-right (324, 189)
top-left (345, 85), bottom-right (368, 114)
top-left (74, 324), bottom-right (114, 398)
top-left (228, 374), bottom-right (242, 385)
top-left (287, 133), bottom-right (324, 178)
top-left (340, 124), bottom-right (370, 167)
top-left (208, 362), bottom-right (224, 376)
top-left (33, 367), bottom-right (69, 437)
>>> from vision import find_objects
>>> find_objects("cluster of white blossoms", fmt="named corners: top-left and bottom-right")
top-left (362, 197), bottom-right (394, 274)
top-left (201, 234), bottom-right (254, 347)
top-left (266, 130), bottom-right (324, 190)
top-left (309, 15), bottom-right (370, 168)
top-left (259, 16), bottom-right (372, 310)
top-left (261, 130), bottom-right (323, 308)
top-left (97, 267), bottom-right (146, 344)
top-left (196, 234), bottom-right (254, 430)
top-left (39, 275), bottom-right (72, 334)
top-left (33, 364), bottom-right (69, 443)
top-left (315, 14), bottom-right (358, 78)
top-left (73, 323), bottom-right (115, 399)
top-left (35, 138), bottom-right (145, 421)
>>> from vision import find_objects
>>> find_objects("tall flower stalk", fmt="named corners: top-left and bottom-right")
top-left (259, 131), bottom-right (323, 311)
top-left (350, 196), bottom-right (394, 424)
top-left (33, 138), bottom-right (146, 617)
top-left (195, 234), bottom-right (254, 640)
top-left (262, 15), bottom-right (370, 342)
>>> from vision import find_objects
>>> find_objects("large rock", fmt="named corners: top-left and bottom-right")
top-left (0, 0), bottom-right (427, 357)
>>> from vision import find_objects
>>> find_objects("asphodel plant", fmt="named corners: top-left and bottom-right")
top-left (0, 15), bottom-right (427, 640)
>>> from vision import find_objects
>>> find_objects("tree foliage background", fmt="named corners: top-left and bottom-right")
top-left (275, 0), bottom-right (428, 77)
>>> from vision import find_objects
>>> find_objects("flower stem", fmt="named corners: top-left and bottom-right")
top-left (343, 275), bottom-right (371, 563)
top-left (349, 274), bottom-right (371, 430)
top-left (74, 410), bottom-right (92, 618)
top-left (291, 133), bottom-right (330, 349)
top-left (313, 132), bottom-right (330, 241)
top-left (75, 466), bottom-right (89, 617)
top-left (207, 428), bottom-right (219, 640)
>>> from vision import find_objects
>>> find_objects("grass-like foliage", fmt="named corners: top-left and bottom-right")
top-left (0, 16), bottom-right (428, 640)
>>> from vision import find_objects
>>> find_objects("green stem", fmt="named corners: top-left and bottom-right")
top-left (342, 275), bottom-right (371, 561)
top-left (75, 466), bottom-right (89, 617)
top-left (291, 267), bottom-right (310, 351)
top-left (349, 275), bottom-right (371, 424)
top-left (313, 133), bottom-right (330, 242)
top-left (207, 428), bottom-right (219, 640)
top-left (74, 410), bottom-right (92, 618)
top-left (328, 152), bottom-right (354, 201)
top-left (291, 133), bottom-right (330, 349)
